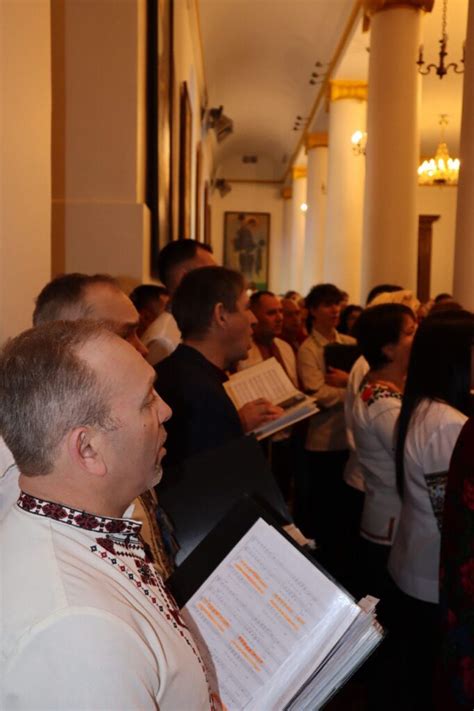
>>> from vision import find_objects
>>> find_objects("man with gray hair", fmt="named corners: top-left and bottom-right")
top-left (0, 321), bottom-right (211, 709)
top-left (0, 273), bottom-right (174, 577)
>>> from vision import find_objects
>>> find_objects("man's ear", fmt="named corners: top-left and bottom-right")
top-left (212, 302), bottom-right (228, 329)
top-left (66, 427), bottom-right (107, 477)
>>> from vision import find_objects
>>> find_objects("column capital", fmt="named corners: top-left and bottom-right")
top-left (362, 0), bottom-right (433, 16)
top-left (306, 132), bottom-right (329, 150)
top-left (329, 80), bottom-right (368, 103)
top-left (292, 166), bottom-right (307, 180)
top-left (281, 187), bottom-right (292, 199)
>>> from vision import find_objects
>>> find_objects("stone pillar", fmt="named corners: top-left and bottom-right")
top-left (0, 0), bottom-right (52, 342)
top-left (361, 0), bottom-right (433, 298)
top-left (289, 167), bottom-right (308, 295)
top-left (279, 187), bottom-right (293, 294)
top-left (303, 133), bottom-right (328, 295)
top-left (453, 0), bottom-right (474, 310)
top-left (324, 81), bottom-right (367, 303)
top-left (51, 0), bottom-right (150, 284)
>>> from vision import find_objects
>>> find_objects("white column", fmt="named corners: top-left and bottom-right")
top-left (279, 188), bottom-right (294, 294)
top-left (324, 82), bottom-right (367, 303)
top-left (453, 0), bottom-right (474, 310)
top-left (51, 0), bottom-right (150, 282)
top-left (361, 1), bottom-right (430, 298)
top-left (303, 134), bottom-right (328, 294)
top-left (289, 168), bottom-right (308, 295)
top-left (0, 0), bottom-right (52, 343)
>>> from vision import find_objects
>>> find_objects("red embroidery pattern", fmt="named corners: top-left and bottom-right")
top-left (17, 492), bottom-right (141, 536)
top-left (90, 539), bottom-right (214, 708)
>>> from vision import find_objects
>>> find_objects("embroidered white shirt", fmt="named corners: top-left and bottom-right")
top-left (388, 400), bottom-right (467, 603)
top-left (0, 494), bottom-right (211, 710)
top-left (353, 380), bottom-right (402, 544)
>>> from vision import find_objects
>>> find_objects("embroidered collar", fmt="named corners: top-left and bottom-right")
top-left (17, 492), bottom-right (142, 536)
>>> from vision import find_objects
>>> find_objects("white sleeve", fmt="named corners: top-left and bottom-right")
top-left (146, 337), bottom-right (177, 366)
top-left (3, 609), bottom-right (160, 710)
top-left (371, 400), bottom-right (401, 456)
top-left (422, 413), bottom-right (467, 474)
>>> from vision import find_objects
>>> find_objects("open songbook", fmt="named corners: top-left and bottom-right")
top-left (224, 357), bottom-right (318, 439)
top-left (171, 502), bottom-right (383, 711)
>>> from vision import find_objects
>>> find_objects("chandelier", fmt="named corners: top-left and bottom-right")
top-left (417, 0), bottom-right (464, 79)
top-left (418, 115), bottom-right (460, 186)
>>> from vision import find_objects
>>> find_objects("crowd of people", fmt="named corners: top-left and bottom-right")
top-left (0, 238), bottom-right (473, 710)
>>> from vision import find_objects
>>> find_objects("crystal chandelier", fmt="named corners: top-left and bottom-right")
top-left (418, 115), bottom-right (460, 186)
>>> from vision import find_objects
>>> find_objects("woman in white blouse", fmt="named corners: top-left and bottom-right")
top-left (388, 310), bottom-right (474, 707)
top-left (351, 303), bottom-right (417, 600)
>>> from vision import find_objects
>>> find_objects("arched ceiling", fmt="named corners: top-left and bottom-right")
top-left (198, 0), bottom-right (468, 182)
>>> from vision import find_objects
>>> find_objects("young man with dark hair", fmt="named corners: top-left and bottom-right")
top-left (129, 284), bottom-right (169, 337)
top-left (147, 239), bottom-right (216, 365)
top-left (239, 290), bottom-right (297, 384)
top-left (156, 267), bottom-right (282, 468)
top-left (296, 284), bottom-right (356, 573)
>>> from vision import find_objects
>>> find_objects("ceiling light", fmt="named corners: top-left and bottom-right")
top-left (418, 115), bottom-right (460, 185)
top-left (300, 203), bottom-right (308, 212)
top-left (417, 0), bottom-right (464, 79)
top-left (351, 130), bottom-right (367, 156)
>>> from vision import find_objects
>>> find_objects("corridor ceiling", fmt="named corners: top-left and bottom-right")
top-left (198, 0), bottom-right (468, 183)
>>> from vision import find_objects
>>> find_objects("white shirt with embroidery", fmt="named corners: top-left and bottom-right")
top-left (388, 399), bottom-right (467, 603)
top-left (352, 379), bottom-right (402, 545)
top-left (0, 494), bottom-right (212, 710)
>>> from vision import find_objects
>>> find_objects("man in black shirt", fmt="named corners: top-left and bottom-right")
top-left (156, 267), bottom-right (282, 468)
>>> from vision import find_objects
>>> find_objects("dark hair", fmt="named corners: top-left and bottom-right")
top-left (249, 290), bottom-right (276, 310)
top-left (429, 300), bottom-right (463, 316)
top-left (353, 304), bottom-right (414, 369)
top-left (172, 266), bottom-right (245, 339)
top-left (366, 283), bottom-right (403, 306)
top-left (339, 304), bottom-right (363, 335)
top-left (129, 284), bottom-right (168, 311)
top-left (305, 283), bottom-right (342, 331)
top-left (284, 290), bottom-right (300, 300)
top-left (33, 273), bottom-right (119, 326)
top-left (0, 321), bottom-right (117, 476)
top-left (434, 292), bottom-right (453, 304)
top-left (395, 310), bottom-right (474, 497)
top-left (157, 239), bottom-right (213, 288)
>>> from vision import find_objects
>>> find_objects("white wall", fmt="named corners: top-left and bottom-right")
top-left (210, 183), bottom-right (284, 292)
top-left (0, 0), bottom-right (51, 342)
top-left (52, 0), bottom-right (150, 283)
top-left (417, 185), bottom-right (457, 298)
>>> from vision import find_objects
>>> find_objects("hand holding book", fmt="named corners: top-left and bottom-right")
top-left (238, 398), bottom-right (284, 433)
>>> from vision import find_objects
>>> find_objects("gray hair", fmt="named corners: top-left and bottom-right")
top-left (0, 321), bottom-right (118, 476)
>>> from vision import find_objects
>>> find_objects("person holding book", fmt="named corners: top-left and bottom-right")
top-left (388, 310), bottom-right (474, 707)
top-left (296, 283), bottom-right (355, 574)
top-left (156, 267), bottom-right (283, 469)
top-left (351, 303), bottom-right (417, 600)
top-left (237, 290), bottom-right (299, 501)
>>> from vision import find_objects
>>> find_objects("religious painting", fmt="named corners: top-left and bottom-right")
top-left (148, 0), bottom-right (173, 277)
top-left (178, 81), bottom-right (192, 238)
top-left (224, 212), bottom-right (270, 290)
